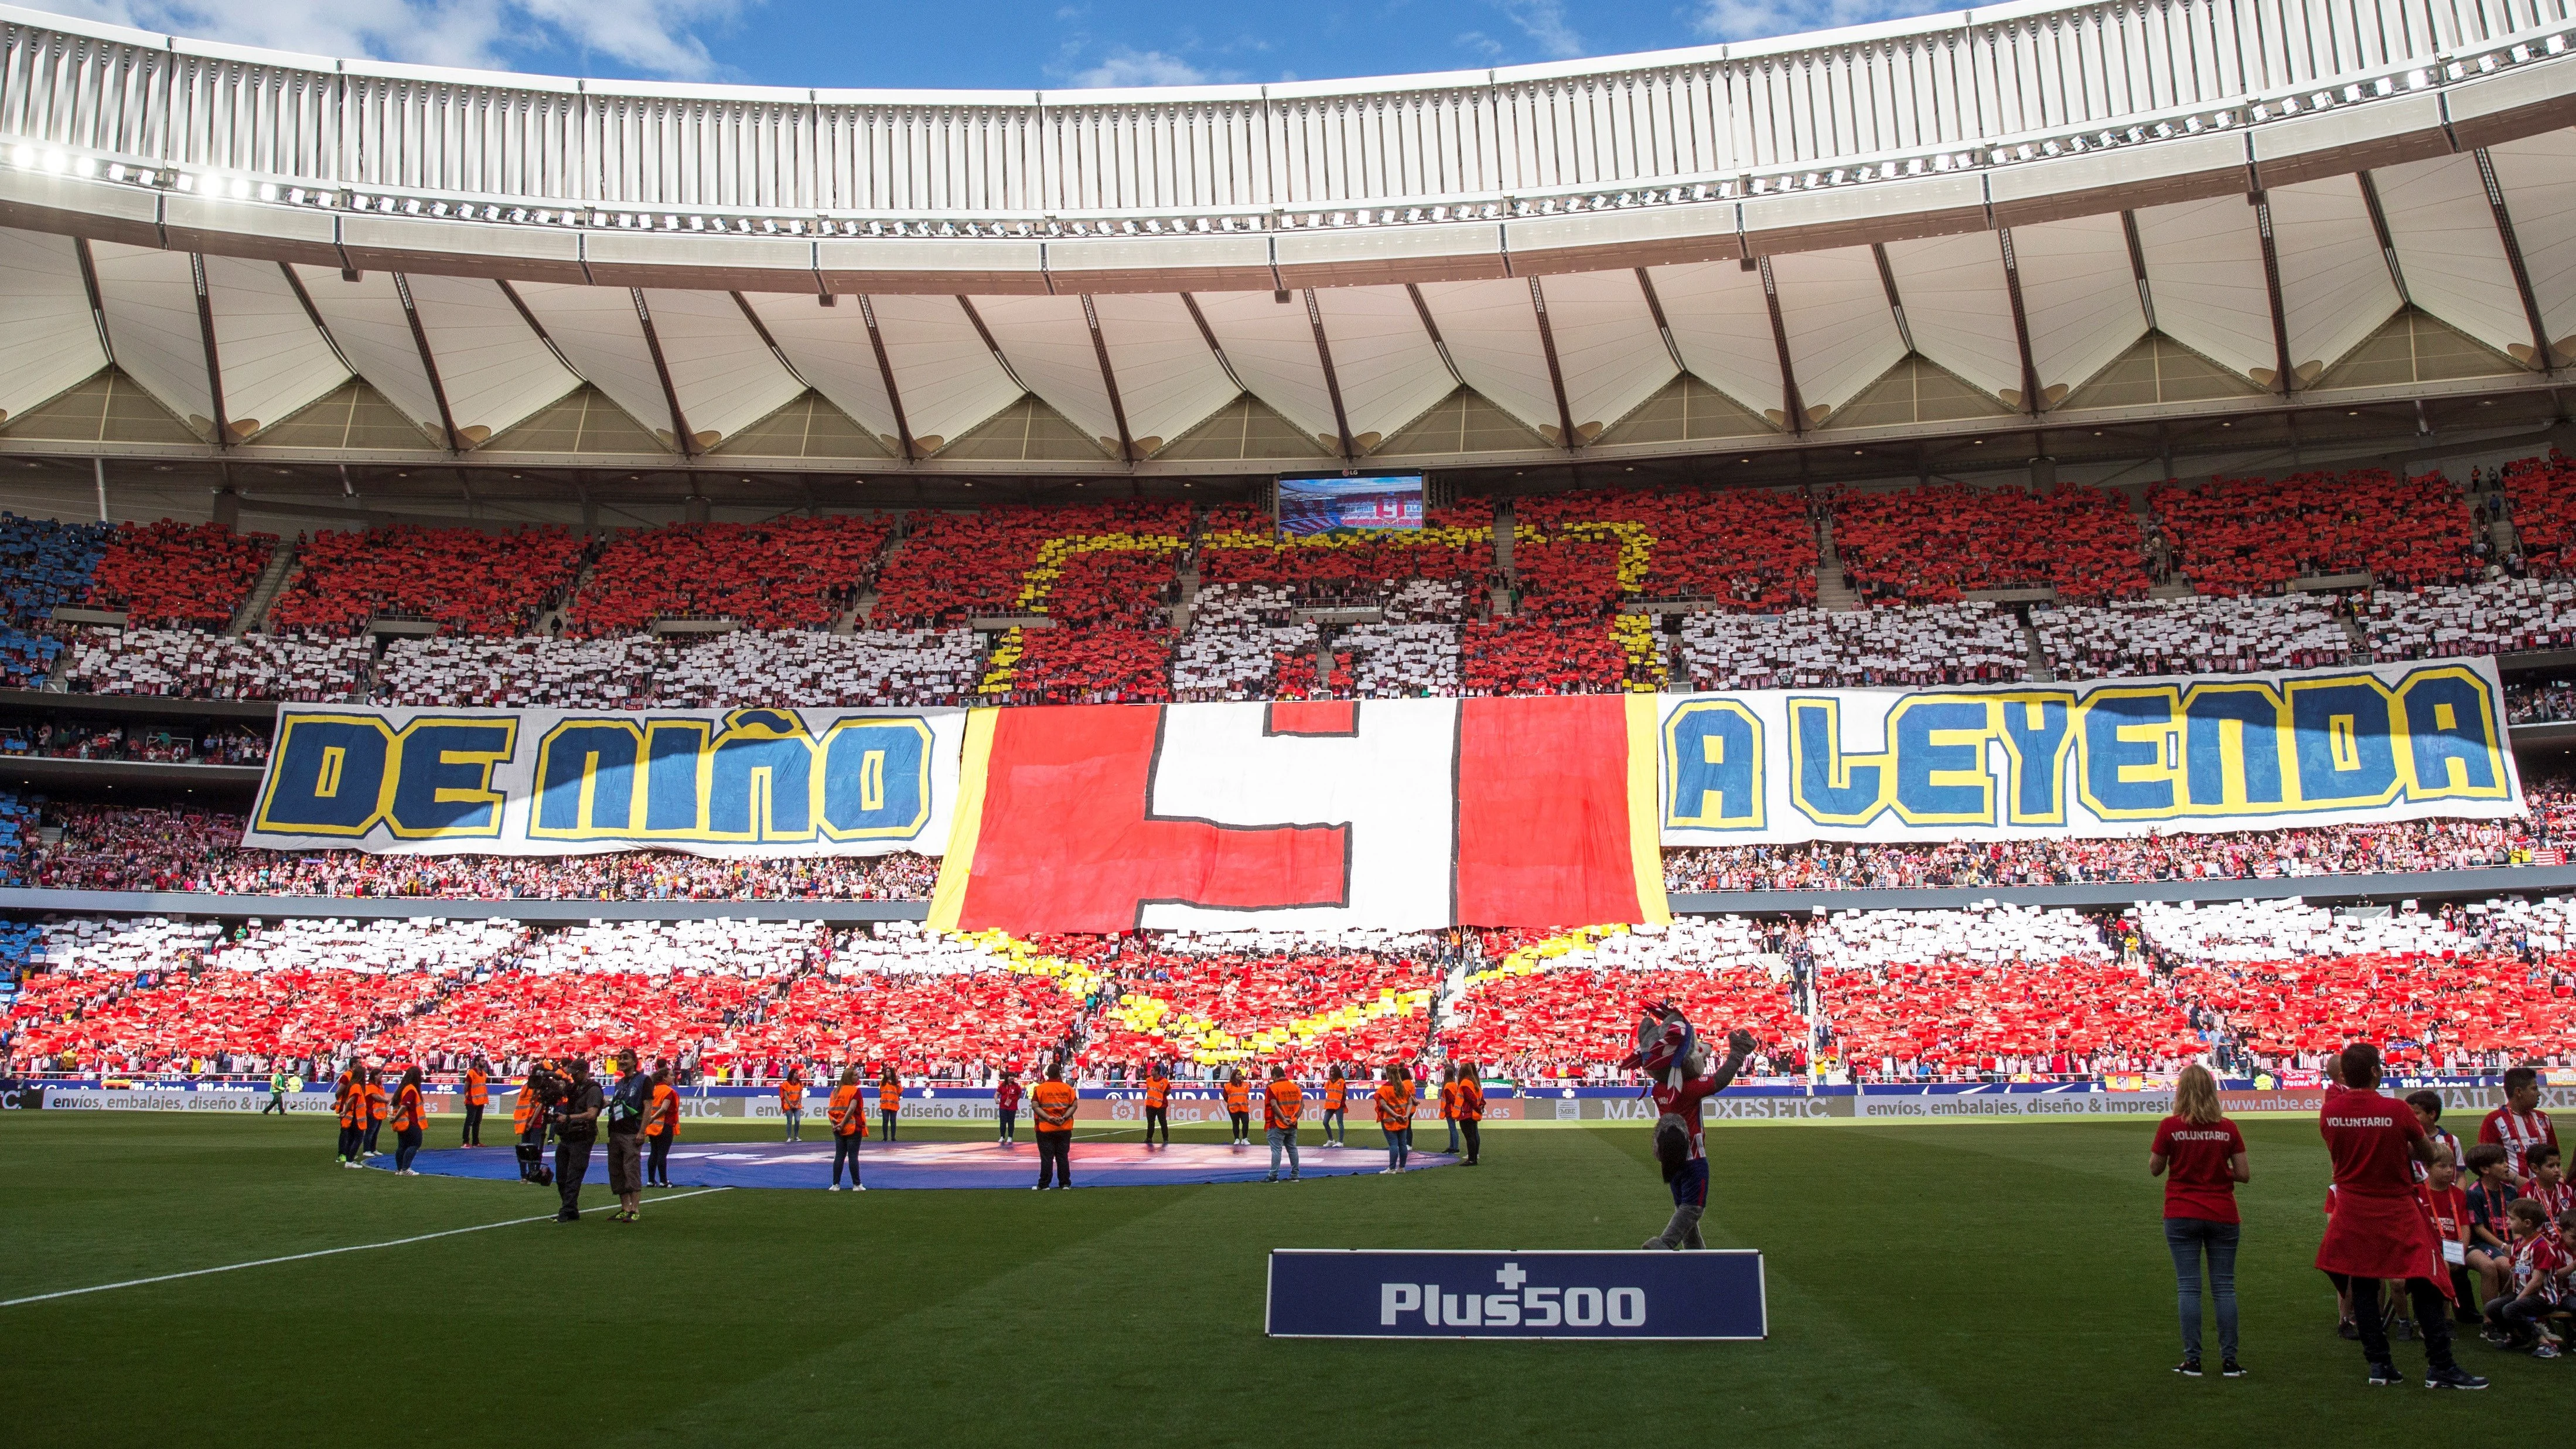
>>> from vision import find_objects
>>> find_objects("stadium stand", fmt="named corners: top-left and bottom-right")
top-left (2150, 469), bottom-right (2476, 595)
top-left (566, 517), bottom-right (890, 635)
top-left (872, 503), bottom-right (1190, 626)
top-left (984, 625), bottom-right (1175, 705)
top-left (1829, 484), bottom-right (2151, 604)
top-left (371, 629), bottom-right (984, 710)
top-left (2031, 595), bottom-right (2357, 678)
top-left (1675, 602), bottom-right (2027, 690)
top-left (82, 521), bottom-right (274, 630)
top-left (60, 628), bottom-right (369, 701)
top-left (1513, 487), bottom-right (1817, 612)
top-left (0, 715), bottom-right (266, 763)
top-left (2364, 578), bottom-right (2576, 660)
top-left (265, 524), bottom-right (586, 636)
top-left (0, 514), bottom-right (110, 686)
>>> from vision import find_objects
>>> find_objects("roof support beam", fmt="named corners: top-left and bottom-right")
top-left (1403, 283), bottom-right (1466, 387)
top-left (2250, 194), bottom-right (2297, 394)
top-left (1869, 243), bottom-right (1916, 353)
top-left (1525, 277), bottom-right (1581, 451)
top-left (274, 262), bottom-right (356, 379)
top-left (1300, 289), bottom-right (1358, 462)
top-left (188, 253), bottom-right (231, 446)
top-left (2472, 147), bottom-right (2562, 371)
top-left (1755, 256), bottom-right (1809, 435)
top-left (628, 288), bottom-right (698, 456)
top-left (1177, 292), bottom-right (1249, 394)
top-left (2120, 211), bottom-right (2158, 332)
top-left (1996, 229), bottom-right (2047, 414)
top-left (1631, 267), bottom-right (1689, 374)
top-left (493, 279), bottom-right (581, 379)
top-left (953, 295), bottom-right (1031, 393)
top-left (2354, 171), bottom-right (2413, 308)
top-left (71, 237), bottom-right (111, 366)
top-left (392, 273), bottom-right (464, 452)
top-left (854, 295), bottom-right (917, 461)
top-left (1077, 294), bottom-right (1137, 463)
top-left (728, 291), bottom-right (810, 391)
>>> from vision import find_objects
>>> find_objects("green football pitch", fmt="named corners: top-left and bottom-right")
top-left (2, 1113), bottom-right (2556, 1447)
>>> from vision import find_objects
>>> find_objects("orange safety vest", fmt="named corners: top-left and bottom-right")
top-left (1144, 1077), bottom-right (1169, 1110)
top-left (829, 1085), bottom-right (868, 1137)
top-left (779, 1080), bottom-right (804, 1110)
top-left (644, 1083), bottom-right (679, 1139)
top-left (390, 1084), bottom-right (424, 1133)
top-left (1032, 1080), bottom-right (1077, 1131)
top-left (511, 1084), bottom-right (543, 1134)
top-left (1264, 1078), bottom-right (1303, 1130)
top-left (1373, 1080), bottom-right (1412, 1129)
top-left (1440, 1080), bottom-right (1461, 1119)
top-left (465, 1069), bottom-right (488, 1107)
top-left (337, 1074), bottom-right (365, 1128)
top-left (1324, 1079), bottom-right (1347, 1111)
top-left (1223, 1080), bottom-right (1249, 1113)
top-left (365, 1083), bottom-right (389, 1123)
top-left (878, 1080), bottom-right (900, 1113)
top-left (1457, 1078), bottom-right (1485, 1123)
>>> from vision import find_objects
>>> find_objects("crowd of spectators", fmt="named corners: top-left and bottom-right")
top-left (1830, 484), bottom-right (2152, 605)
top-left (0, 514), bottom-right (110, 687)
top-left (984, 626), bottom-right (1175, 706)
top-left (62, 628), bottom-right (369, 701)
top-left (2365, 577), bottom-right (2576, 660)
top-left (370, 629), bottom-right (984, 710)
top-left (567, 517), bottom-right (890, 635)
top-left (82, 521), bottom-right (273, 630)
top-left (1675, 602), bottom-right (2028, 690)
top-left (2032, 594), bottom-right (2356, 678)
top-left (1514, 488), bottom-right (1816, 612)
top-left (8, 899), bottom-right (2571, 1082)
top-left (1195, 499), bottom-right (1495, 616)
top-left (873, 503), bottom-right (1189, 626)
top-left (0, 717), bottom-right (267, 765)
top-left (267, 525), bottom-right (586, 636)
top-left (1461, 618), bottom-right (1640, 695)
top-left (2151, 469), bottom-right (2478, 595)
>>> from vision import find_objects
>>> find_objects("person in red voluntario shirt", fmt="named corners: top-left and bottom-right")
top-left (2150, 1064), bottom-right (2248, 1376)
top-left (2316, 1043), bottom-right (2484, 1389)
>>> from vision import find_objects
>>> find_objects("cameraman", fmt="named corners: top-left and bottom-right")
top-left (550, 1058), bottom-right (604, 1222)
top-left (514, 1059), bottom-right (561, 1184)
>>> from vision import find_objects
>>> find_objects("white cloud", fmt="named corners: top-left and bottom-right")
top-left (1490, 0), bottom-right (1582, 59)
top-left (1067, 46), bottom-right (1209, 88)
top-left (1694, 0), bottom-right (1951, 43)
top-left (29, 0), bottom-right (742, 78)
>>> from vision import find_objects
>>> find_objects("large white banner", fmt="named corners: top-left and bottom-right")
top-left (244, 705), bottom-right (964, 858)
top-left (240, 658), bottom-right (2521, 861)
top-left (1653, 656), bottom-right (2521, 844)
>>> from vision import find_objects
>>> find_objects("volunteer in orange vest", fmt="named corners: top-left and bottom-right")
top-left (995, 1067), bottom-right (1023, 1146)
top-left (460, 1056), bottom-right (490, 1148)
top-left (361, 1068), bottom-right (390, 1159)
top-left (1032, 1062), bottom-right (1079, 1189)
top-left (1439, 1065), bottom-right (1463, 1154)
top-left (334, 1062), bottom-right (367, 1167)
top-left (1264, 1064), bottom-right (1305, 1183)
top-left (643, 1059), bottom-right (680, 1188)
top-left (1455, 1061), bottom-right (1486, 1166)
top-left (1374, 1064), bottom-right (1414, 1173)
top-left (1321, 1066), bottom-right (1348, 1148)
top-left (828, 1066), bottom-right (869, 1191)
top-left (513, 1062), bottom-right (551, 1184)
top-left (1141, 1064), bottom-right (1171, 1148)
top-left (878, 1065), bottom-right (902, 1142)
top-left (1223, 1068), bottom-right (1252, 1147)
top-left (778, 1068), bottom-right (806, 1143)
top-left (388, 1066), bottom-right (428, 1175)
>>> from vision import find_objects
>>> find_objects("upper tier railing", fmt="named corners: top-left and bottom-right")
top-left (0, 0), bottom-right (2571, 242)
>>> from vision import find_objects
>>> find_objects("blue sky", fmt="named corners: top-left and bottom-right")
top-left (43, 0), bottom-right (1956, 87)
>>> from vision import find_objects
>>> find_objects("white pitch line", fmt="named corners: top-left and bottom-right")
top-left (2, 1186), bottom-right (732, 1308)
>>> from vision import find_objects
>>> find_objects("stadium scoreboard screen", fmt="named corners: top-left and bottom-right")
top-left (1277, 473), bottom-right (1425, 534)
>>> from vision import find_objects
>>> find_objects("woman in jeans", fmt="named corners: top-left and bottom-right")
top-left (387, 1066), bottom-right (427, 1175)
top-left (2150, 1063), bottom-right (2251, 1377)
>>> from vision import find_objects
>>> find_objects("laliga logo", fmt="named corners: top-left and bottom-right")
top-left (1380, 1262), bottom-right (1647, 1328)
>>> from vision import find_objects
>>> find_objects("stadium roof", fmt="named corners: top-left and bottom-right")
top-left (0, 0), bottom-right (2568, 497)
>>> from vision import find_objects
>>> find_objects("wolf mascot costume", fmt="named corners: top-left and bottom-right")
top-left (1623, 1005), bottom-right (1755, 1250)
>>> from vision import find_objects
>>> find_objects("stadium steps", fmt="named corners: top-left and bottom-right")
top-left (1812, 517), bottom-right (1861, 612)
top-left (2339, 609), bottom-right (2372, 662)
top-left (2018, 609), bottom-right (2056, 683)
top-left (852, 529), bottom-right (908, 627)
top-left (1170, 559), bottom-right (1199, 632)
top-left (533, 548), bottom-right (601, 636)
top-left (226, 539), bottom-right (299, 636)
